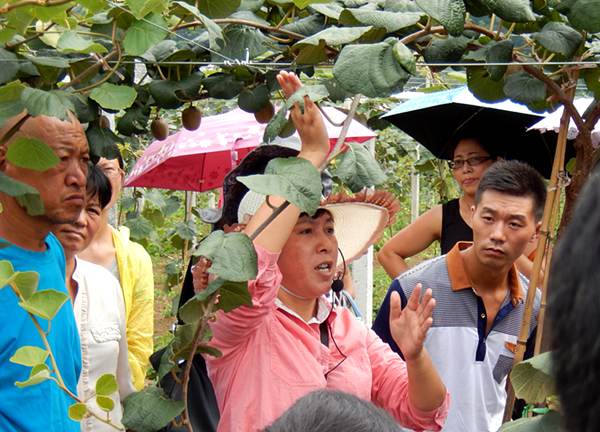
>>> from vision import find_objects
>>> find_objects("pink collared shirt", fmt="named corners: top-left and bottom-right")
top-left (206, 245), bottom-right (449, 432)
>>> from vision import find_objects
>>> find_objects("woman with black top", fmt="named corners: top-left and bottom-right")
top-left (378, 135), bottom-right (537, 279)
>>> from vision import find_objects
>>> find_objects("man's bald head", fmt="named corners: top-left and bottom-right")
top-left (1, 111), bottom-right (85, 149)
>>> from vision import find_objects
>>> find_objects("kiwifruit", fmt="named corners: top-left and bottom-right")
top-left (151, 118), bottom-right (169, 141)
top-left (182, 106), bottom-right (202, 131)
top-left (99, 115), bottom-right (110, 129)
top-left (254, 102), bottom-right (275, 124)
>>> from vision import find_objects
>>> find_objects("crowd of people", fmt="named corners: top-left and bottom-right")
top-left (0, 71), bottom-right (596, 432)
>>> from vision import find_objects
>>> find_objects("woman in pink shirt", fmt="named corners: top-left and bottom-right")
top-left (194, 71), bottom-right (449, 432)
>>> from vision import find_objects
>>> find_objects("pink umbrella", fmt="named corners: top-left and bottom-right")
top-left (125, 107), bottom-right (376, 192)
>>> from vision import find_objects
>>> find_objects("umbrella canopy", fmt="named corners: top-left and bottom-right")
top-left (382, 87), bottom-right (561, 178)
top-left (125, 107), bottom-right (375, 192)
top-left (528, 98), bottom-right (600, 147)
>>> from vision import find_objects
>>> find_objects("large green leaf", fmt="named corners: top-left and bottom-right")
top-left (568, 0), bottom-right (600, 33)
top-left (582, 68), bottom-right (600, 99)
top-left (485, 40), bottom-right (514, 81)
top-left (480, 0), bottom-right (536, 22)
top-left (295, 26), bottom-right (372, 47)
top-left (6, 138), bottom-right (59, 172)
top-left (198, 0), bottom-right (241, 18)
top-left (122, 386), bottom-right (185, 432)
top-left (56, 31), bottom-right (108, 54)
top-left (498, 410), bottom-right (561, 431)
top-left (0, 172), bottom-right (44, 216)
top-left (24, 55), bottom-right (70, 69)
top-left (21, 88), bottom-right (74, 121)
top-left (286, 84), bottom-right (329, 109)
top-left (218, 280), bottom-right (252, 312)
top-left (467, 66), bottom-right (507, 102)
top-left (237, 157), bottom-right (323, 215)
top-left (339, 9), bottom-right (422, 32)
top-left (238, 85), bottom-right (271, 113)
top-left (126, 0), bottom-right (167, 19)
top-left (19, 289), bottom-right (69, 321)
top-left (13, 271), bottom-right (39, 300)
top-left (532, 21), bottom-right (583, 57)
top-left (310, 3), bottom-right (344, 19)
top-left (504, 71), bottom-right (546, 105)
top-left (393, 41), bottom-right (417, 75)
top-left (172, 1), bottom-right (224, 50)
top-left (202, 73), bottom-right (244, 99)
top-left (293, 0), bottom-right (331, 8)
top-left (89, 83), bottom-right (137, 111)
top-left (510, 351), bottom-right (555, 403)
top-left (193, 231), bottom-right (258, 282)
top-left (334, 38), bottom-right (409, 98)
top-left (9, 346), bottom-right (49, 367)
top-left (0, 48), bottom-right (20, 85)
top-left (416, 0), bottom-right (466, 36)
top-left (423, 36), bottom-right (469, 64)
top-left (86, 123), bottom-right (122, 163)
top-left (96, 373), bottom-right (118, 396)
top-left (218, 25), bottom-right (271, 61)
top-left (123, 13), bottom-right (169, 56)
top-left (263, 105), bottom-right (288, 143)
top-left (333, 143), bottom-right (387, 192)
top-left (0, 81), bottom-right (26, 126)
top-left (281, 14), bottom-right (325, 37)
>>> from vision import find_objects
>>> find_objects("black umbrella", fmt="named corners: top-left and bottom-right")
top-left (382, 86), bottom-right (571, 178)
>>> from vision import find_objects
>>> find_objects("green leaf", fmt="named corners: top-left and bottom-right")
top-left (532, 21), bottom-right (583, 58)
top-left (0, 81), bottom-right (26, 126)
top-left (196, 344), bottom-right (222, 358)
top-left (292, 0), bottom-right (331, 8)
top-left (423, 36), bottom-right (469, 64)
top-left (197, 0), bottom-right (241, 18)
top-left (238, 85), bottom-right (271, 113)
top-left (123, 13), bottom-right (169, 56)
top-left (568, 0), bottom-right (600, 33)
top-left (339, 9), bottom-right (421, 32)
top-left (68, 403), bottom-right (88, 421)
top-left (485, 40), bottom-right (514, 81)
top-left (416, 0), bottom-right (466, 36)
top-left (295, 26), bottom-right (372, 47)
top-left (24, 55), bottom-right (70, 69)
top-left (174, 220), bottom-right (197, 241)
top-left (89, 83), bottom-right (137, 111)
top-left (12, 271), bottom-right (39, 300)
top-left (86, 123), bottom-right (122, 163)
top-left (333, 143), bottom-right (387, 192)
top-left (19, 289), bottom-right (69, 320)
top-left (96, 395), bottom-right (115, 412)
top-left (504, 71), bottom-right (546, 105)
top-left (282, 14), bottom-right (325, 37)
top-left (172, 1), bottom-right (224, 49)
top-left (286, 84), bottom-right (329, 109)
top-left (263, 105), bottom-right (288, 143)
top-left (467, 66), bottom-right (507, 102)
top-left (480, 0), bottom-right (536, 22)
top-left (0, 260), bottom-right (15, 288)
top-left (583, 68), bottom-right (600, 99)
top-left (126, 0), bottom-right (167, 19)
top-left (122, 386), bottom-right (185, 432)
top-left (0, 48), bottom-right (20, 85)
top-left (217, 280), bottom-right (252, 312)
top-left (393, 41), bottom-right (417, 75)
top-left (218, 25), bottom-right (270, 61)
top-left (498, 410), bottom-right (561, 431)
top-left (78, 0), bottom-right (105, 13)
top-left (334, 38), bottom-right (409, 98)
top-left (96, 373), bottom-right (118, 396)
top-left (194, 231), bottom-right (258, 282)
top-left (15, 366), bottom-right (50, 388)
top-left (125, 216), bottom-right (155, 241)
top-left (510, 351), bottom-right (555, 403)
top-left (56, 31), bottom-right (108, 54)
top-left (310, 2), bottom-right (344, 19)
top-left (237, 157), bottom-right (323, 215)
top-left (202, 73), bottom-right (244, 100)
top-left (6, 138), bottom-right (59, 172)
top-left (0, 172), bottom-right (44, 216)
top-left (21, 88), bottom-right (74, 121)
top-left (9, 346), bottom-right (49, 367)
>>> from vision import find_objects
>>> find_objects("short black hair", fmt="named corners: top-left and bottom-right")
top-left (86, 163), bottom-right (112, 209)
top-left (446, 129), bottom-right (503, 160)
top-left (549, 172), bottom-right (600, 432)
top-left (475, 160), bottom-right (546, 220)
top-left (264, 390), bottom-right (401, 432)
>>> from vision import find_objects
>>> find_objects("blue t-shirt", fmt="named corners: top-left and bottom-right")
top-left (0, 233), bottom-right (81, 431)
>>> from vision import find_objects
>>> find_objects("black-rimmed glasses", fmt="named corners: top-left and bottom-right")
top-left (448, 156), bottom-right (493, 170)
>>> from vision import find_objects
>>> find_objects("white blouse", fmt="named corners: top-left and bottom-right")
top-left (73, 258), bottom-right (136, 431)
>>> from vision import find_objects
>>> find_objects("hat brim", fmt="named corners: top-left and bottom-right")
top-left (323, 202), bottom-right (389, 266)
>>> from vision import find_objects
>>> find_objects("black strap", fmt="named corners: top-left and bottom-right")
top-left (319, 321), bottom-right (329, 347)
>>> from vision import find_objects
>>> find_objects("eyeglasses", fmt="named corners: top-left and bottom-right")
top-left (448, 156), bottom-right (493, 170)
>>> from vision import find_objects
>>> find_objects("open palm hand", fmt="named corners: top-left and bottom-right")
top-left (389, 283), bottom-right (435, 361)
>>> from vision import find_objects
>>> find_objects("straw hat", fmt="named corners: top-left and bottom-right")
top-left (238, 189), bottom-right (399, 265)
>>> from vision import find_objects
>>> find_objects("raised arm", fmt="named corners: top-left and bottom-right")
top-left (377, 205), bottom-right (442, 278)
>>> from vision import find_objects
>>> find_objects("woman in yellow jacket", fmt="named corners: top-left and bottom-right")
top-left (80, 155), bottom-right (154, 390)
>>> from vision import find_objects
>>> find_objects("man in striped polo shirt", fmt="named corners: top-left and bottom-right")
top-left (373, 160), bottom-right (546, 432)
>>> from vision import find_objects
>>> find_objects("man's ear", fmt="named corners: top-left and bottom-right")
top-left (532, 220), bottom-right (542, 240)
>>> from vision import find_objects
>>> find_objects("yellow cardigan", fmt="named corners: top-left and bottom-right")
top-left (112, 226), bottom-right (154, 390)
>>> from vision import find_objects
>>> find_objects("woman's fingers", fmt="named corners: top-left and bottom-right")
top-left (389, 290), bottom-right (403, 322)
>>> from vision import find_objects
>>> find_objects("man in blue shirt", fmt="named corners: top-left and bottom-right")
top-left (0, 112), bottom-right (89, 431)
